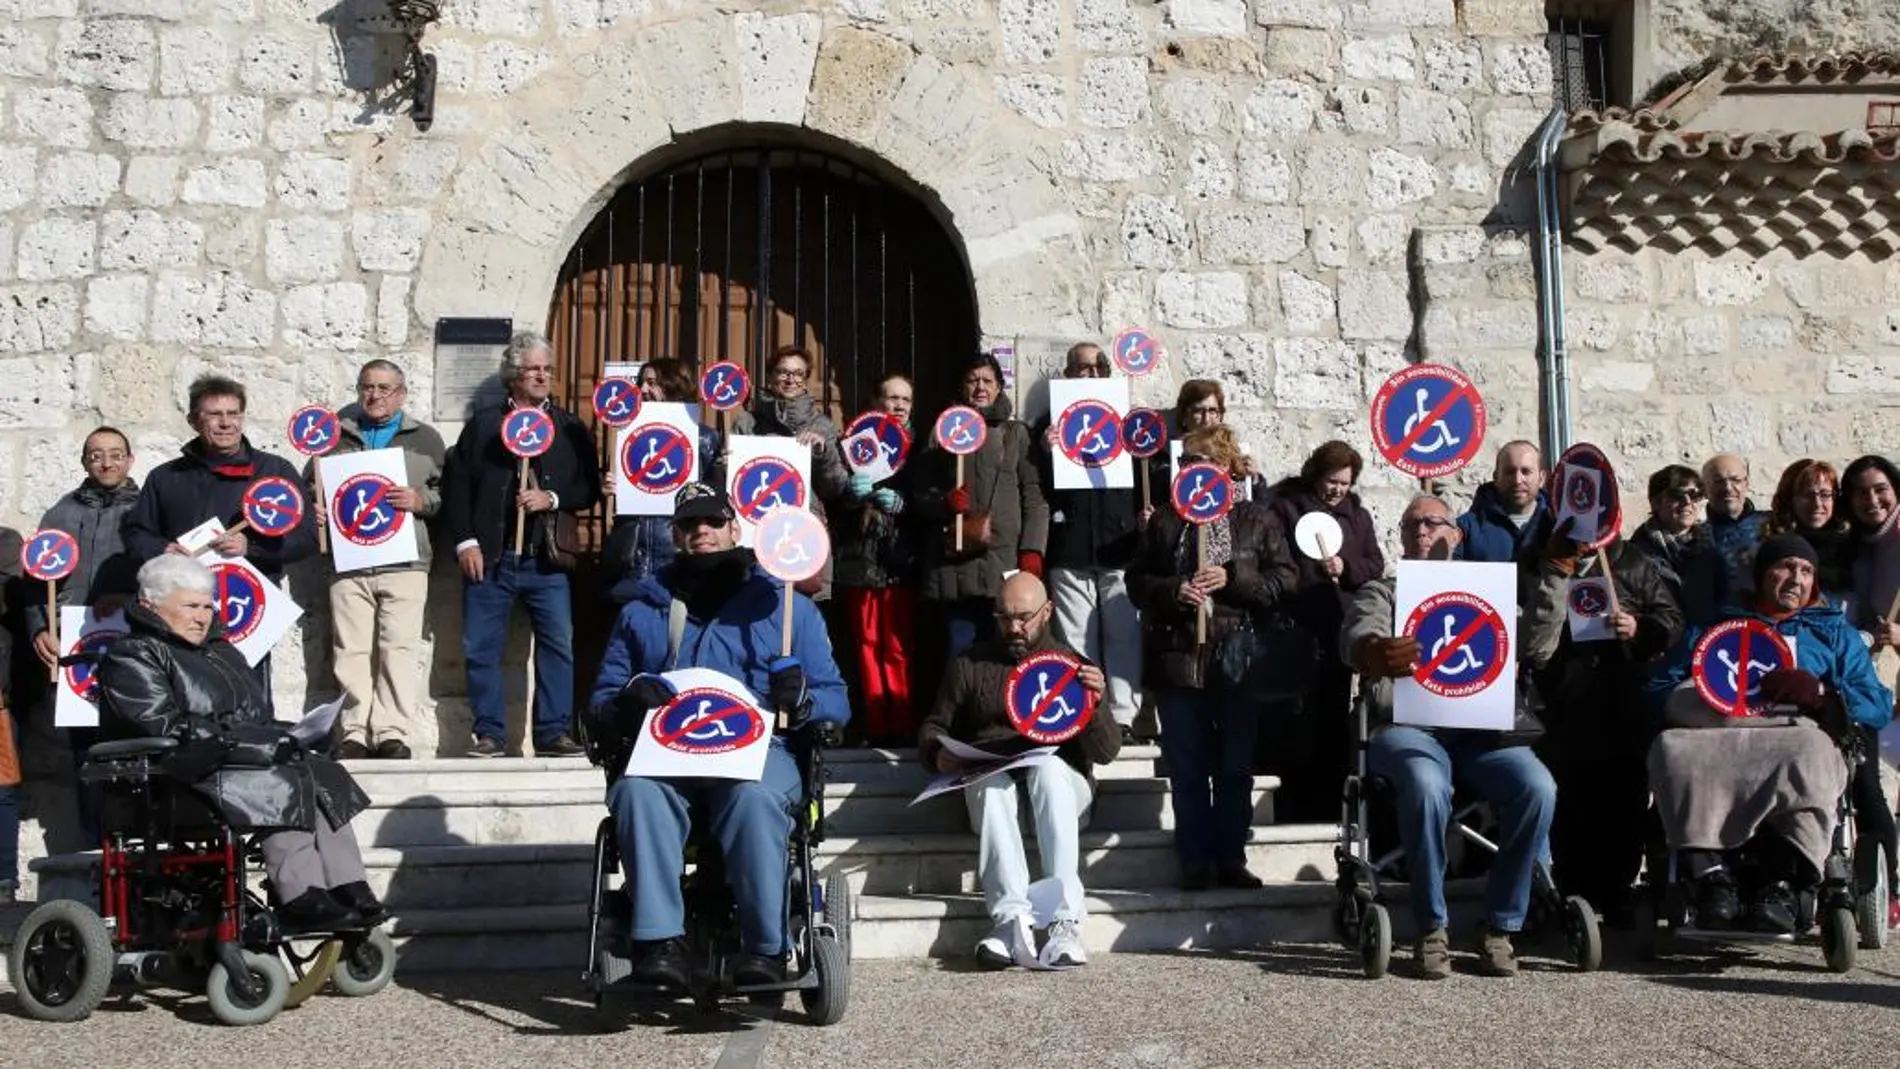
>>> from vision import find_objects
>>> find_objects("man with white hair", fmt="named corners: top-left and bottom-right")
top-left (442, 331), bottom-right (602, 758)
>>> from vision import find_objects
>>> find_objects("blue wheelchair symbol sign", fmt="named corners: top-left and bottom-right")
top-left (621, 424), bottom-right (693, 495)
top-left (1370, 364), bottom-right (1486, 479)
top-left (213, 564), bottom-right (268, 644)
top-left (1170, 463), bottom-right (1233, 526)
top-left (242, 477), bottom-right (304, 537)
top-left (287, 406), bottom-right (339, 457)
top-left (1058, 400), bottom-right (1124, 469)
top-left (1121, 408), bottom-right (1168, 459)
top-left (22, 529), bottom-right (78, 582)
top-left (1004, 652), bottom-right (1096, 744)
top-left (64, 629), bottom-right (125, 702)
top-left (1403, 592), bottom-right (1509, 700)
top-left (650, 689), bottom-right (767, 755)
top-left (700, 362), bottom-right (750, 412)
top-left (592, 377), bottom-right (642, 428)
top-left (502, 408), bottom-right (555, 458)
top-left (1109, 327), bottom-right (1164, 377)
top-left (333, 473), bottom-right (405, 547)
top-left (733, 458), bottom-right (807, 520)
top-left (1691, 619), bottom-right (1795, 717)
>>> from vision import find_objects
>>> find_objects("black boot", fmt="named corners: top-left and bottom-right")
top-left (1745, 881), bottom-right (1797, 935)
top-left (277, 888), bottom-right (359, 933)
top-left (330, 881), bottom-right (388, 926)
top-left (1693, 869), bottom-right (1741, 929)
top-left (631, 938), bottom-right (689, 989)
top-left (733, 953), bottom-right (786, 987)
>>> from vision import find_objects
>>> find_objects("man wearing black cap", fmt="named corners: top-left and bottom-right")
top-left (1645, 532), bottom-right (1893, 933)
top-left (581, 484), bottom-right (849, 990)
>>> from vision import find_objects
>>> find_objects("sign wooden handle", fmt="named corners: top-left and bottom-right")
top-left (46, 583), bottom-right (58, 683)
top-left (1139, 462), bottom-right (1150, 514)
top-left (1195, 524), bottom-right (1208, 646)
top-left (1596, 548), bottom-right (1622, 620)
top-left (780, 582), bottom-right (795, 658)
top-left (312, 467), bottom-right (328, 554)
top-left (1884, 587), bottom-right (1900, 626)
top-left (512, 458), bottom-right (530, 556)
top-left (954, 454), bottom-right (965, 554)
top-left (1319, 532), bottom-right (1339, 586)
top-left (225, 519), bottom-right (250, 539)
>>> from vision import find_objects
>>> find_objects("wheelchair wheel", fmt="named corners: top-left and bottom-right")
top-left (823, 872), bottom-right (853, 957)
top-left (1563, 896), bottom-right (1603, 972)
top-left (800, 934), bottom-right (849, 1026)
top-left (331, 928), bottom-right (397, 997)
top-left (1358, 902), bottom-right (1392, 979)
top-left (8, 899), bottom-right (116, 1022)
top-left (1822, 906), bottom-right (1857, 974)
top-left (1855, 844), bottom-right (1890, 952)
top-left (206, 950), bottom-right (290, 1026)
top-left (281, 939), bottom-right (342, 1008)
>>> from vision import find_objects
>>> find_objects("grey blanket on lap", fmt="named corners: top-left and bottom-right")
top-left (1646, 720), bottom-right (1847, 873)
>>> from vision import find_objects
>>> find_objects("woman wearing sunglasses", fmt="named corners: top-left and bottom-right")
top-left (1626, 464), bottom-right (1730, 627)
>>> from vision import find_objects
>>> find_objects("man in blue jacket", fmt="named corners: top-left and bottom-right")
top-left (585, 483), bottom-right (848, 990)
top-left (1645, 533), bottom-right (1892, 933)
top-left (1456, 441), bottom-right (1549, 563)
top-left (1701, 453), bottom-right (1766, 593)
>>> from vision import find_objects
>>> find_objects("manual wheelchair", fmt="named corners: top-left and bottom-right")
top-left (1332, 695), bottom-right (1603, 978)
top-left (6, 737), bottom-right (395, 1025)
top-left (582, 720), bottom-right (851, 1026)
top-left (1633, 727), bottom-right (1886, 973)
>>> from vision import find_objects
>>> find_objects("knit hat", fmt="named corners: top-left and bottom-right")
top-left (1752, 532), bottom-right (1819, 591)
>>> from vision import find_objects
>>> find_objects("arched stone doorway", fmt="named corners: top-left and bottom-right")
top-left (547, 133), bottom-right (980, 489)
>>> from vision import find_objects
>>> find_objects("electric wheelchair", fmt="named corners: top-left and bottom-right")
top-left (7, 736), bottom-right (396, 1025)
top-left (1632, 727), bottom-right (1886, 972)
top-left (581, 719), bottom-right (852, 1026)
top-left (1332, 694), bottom-right (1603, 978)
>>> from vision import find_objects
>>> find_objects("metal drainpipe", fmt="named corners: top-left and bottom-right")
top-left (1533, 107), bottom-right (1574, 454)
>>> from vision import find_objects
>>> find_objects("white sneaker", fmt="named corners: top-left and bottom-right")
top-left (975, 914), bottom-right (1033, 969)
top-left (1040, 918), bottom-right (1088, 968)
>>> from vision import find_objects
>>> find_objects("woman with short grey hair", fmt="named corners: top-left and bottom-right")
top-left (96, 556), bottom-right (384, 932)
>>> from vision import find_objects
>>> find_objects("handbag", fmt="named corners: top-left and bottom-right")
top-left (1213, 612), bottom-right (1328, 701)
top-left (537, 510), bottom-right (582, 573)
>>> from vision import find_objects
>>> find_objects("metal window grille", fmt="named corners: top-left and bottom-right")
top-left (1869, 101), bottom-right (1900, 134)
top-left (1546, 16), bottom-right (1613, 112)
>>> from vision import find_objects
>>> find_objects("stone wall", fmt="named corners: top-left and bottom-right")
top-left (0, 0), bottom-right (1895, 782)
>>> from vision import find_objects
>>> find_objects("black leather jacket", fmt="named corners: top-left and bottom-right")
top-left (97, 606), bottom-right (367, 832)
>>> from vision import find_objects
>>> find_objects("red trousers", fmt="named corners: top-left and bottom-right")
top-left (842, 586), bottom-right (915, 740)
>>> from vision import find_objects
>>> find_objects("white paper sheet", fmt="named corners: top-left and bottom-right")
top-left (1392, 561), bottom-right (1518, 731)
top-left (1565, 576), bottom-right (1615, 642)
top-left (623, 668), bottom-right (773, 782)
top-left (198, 553), bottom-right (303, 668)
top-left (1554, 465), bottom-right (1603, 544)
top-left (614, 402), bottom-right (702, 516)
top-left (1047, 379), bottom-right (1132, 491)
top-left (909, 747), bottom-right (1058, 805)
top-left (53, 607), bottom-right (128, 728)
top-left (318, 448), bottom-right (421, 573)
top-left (287, 695), bottom-right (345, 746)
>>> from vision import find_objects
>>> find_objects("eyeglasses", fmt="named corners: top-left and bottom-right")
top-left (1068, 361), bottom-right (1107, 377)
top-left (83, 450), bottom-right (129, 465)
top-left (771, 366), bottom-right (809, 381)
top-left (518, 365), bottom-right (554, 377)
top-left (1796, 489), bottom-right (1837, 502)
top-left (357, 382), bottom-right (403, 396)
top-left (1187, 404), bottom-right (1225, 417)
top-left (1665, 488), bottom-right (1705, 504)
top-left (994, 604), bottom-right (1048, 626)
top-left (1401, 516), bottom-right (1456, 533)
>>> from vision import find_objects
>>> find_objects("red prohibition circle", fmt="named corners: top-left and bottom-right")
top-left (63, 629), bottom-right (125, 701)
top-left (732, 457), bottom-right (809, 519)
top-left (1121, 407), bottom-right (1169, 459)
top-left (1056, 399), bottom-right (1126, 469)
top-left (501, 408), bottom-right (556, 458)
top-left (212, 563), bottom-right (268, 645)
top-left (21, 529), bottom-right (79, 582)
top-left (1369, 364), bottom-right (1486, 480)
top-left (1403, 591), bottom-right (1509, 699)
top-left (1003, 651), bottom-right (1097, 745)
top-left (700, 361), bottom-right (750, 412)
top-left (933, 405), bottom-right (988, 456)
top-left (286, 405), bottom-right (339, 457)
top-left (1170, 462), bottom-right (1234, 525)
top-left (331, 472), bottom-right (406, 547)
top-left (844, 411), bottom-right (912, 471)
top-left (648, 688), bottom-right (768, 755)
top-left (620, 424), bottom-right (694, 495)
top-left (1690, 618), bottom-right (1795, 718)
top-left (242, 477), bottom-right (305, 536)
top-left (591, 377), bottom-right (643, 428)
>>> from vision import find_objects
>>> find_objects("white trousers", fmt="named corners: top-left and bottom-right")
top-left (962, 759), bottom-right (1094, 924)
top-left (1048, 566), bottom-right (1141, 727)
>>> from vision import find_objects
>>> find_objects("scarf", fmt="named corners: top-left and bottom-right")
top-left (1176, 516), bottom-right (1234, 571)
top-left (666, 547), bottom-right (757, 619)
top-left (74, 478), bottom-right (140, 509)
top-left (184, 437), bottom-right (255, 479)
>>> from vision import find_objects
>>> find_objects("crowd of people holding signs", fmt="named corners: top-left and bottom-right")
top-left (0, 324), bottom-right (1895, 990)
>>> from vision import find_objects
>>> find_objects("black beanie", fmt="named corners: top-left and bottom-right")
top-left (1753, 532), bottom-right (1819, 590)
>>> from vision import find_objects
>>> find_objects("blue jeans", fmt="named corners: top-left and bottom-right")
top-left (1368, 726), bottom-right (1556, 934)
top-left (1157, 688), bottom-right (1259, 869)
top-left (944, 597), bottom-right (998, 660)
top-left (608, 744), bottom-right (801, 956)
top-left (462, 551), bottom-right (575, 746)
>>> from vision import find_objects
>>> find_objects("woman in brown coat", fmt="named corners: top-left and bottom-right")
top-left (1132, 427), bottom-right (1296, 890)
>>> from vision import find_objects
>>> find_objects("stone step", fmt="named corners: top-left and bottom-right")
top-left (822, 777), bottom-right (1277, 837)
top-left (333, 745), bottom-right (1169, 798)
top-left (26, 824), bottom-right (1340, 910)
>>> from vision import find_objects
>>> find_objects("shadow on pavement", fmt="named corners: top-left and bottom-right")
top-left (398, 969), bottom-right (771, 1037)
top-left (1644, 972), bottom-right (1900, 1009)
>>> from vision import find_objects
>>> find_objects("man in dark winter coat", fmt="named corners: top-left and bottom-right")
top-left (1036, 342), bottom-right (1145, 740)
top-left (919, 572), bottom-right (1120, 969)
top-left (1703, 453), bottom-right (1767, 594)
top-left (124, 375), bottom-right (319, 706)
top-left (443, 331), bottom-right (602, 759)
top-left (1522, 524), bottom-right (1684, 921)
top-left (1457, 441), bottom-right (1550, 564)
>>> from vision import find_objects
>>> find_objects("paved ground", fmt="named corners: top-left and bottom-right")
top-left (3, 940), bottom-right (1896, 1069)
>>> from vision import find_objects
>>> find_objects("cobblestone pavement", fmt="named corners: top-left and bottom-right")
top-left (3, 942), bottom-right (1897, 1069)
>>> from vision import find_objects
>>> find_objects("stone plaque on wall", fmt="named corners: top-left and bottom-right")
top-left (433, 318), bottom-right (513, 420)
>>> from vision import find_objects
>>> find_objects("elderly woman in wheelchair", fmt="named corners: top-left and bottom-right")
top-left (1640, 534), bottom-right (1892, 968)
top-left (6, 555), bottom-right (393, 1025)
